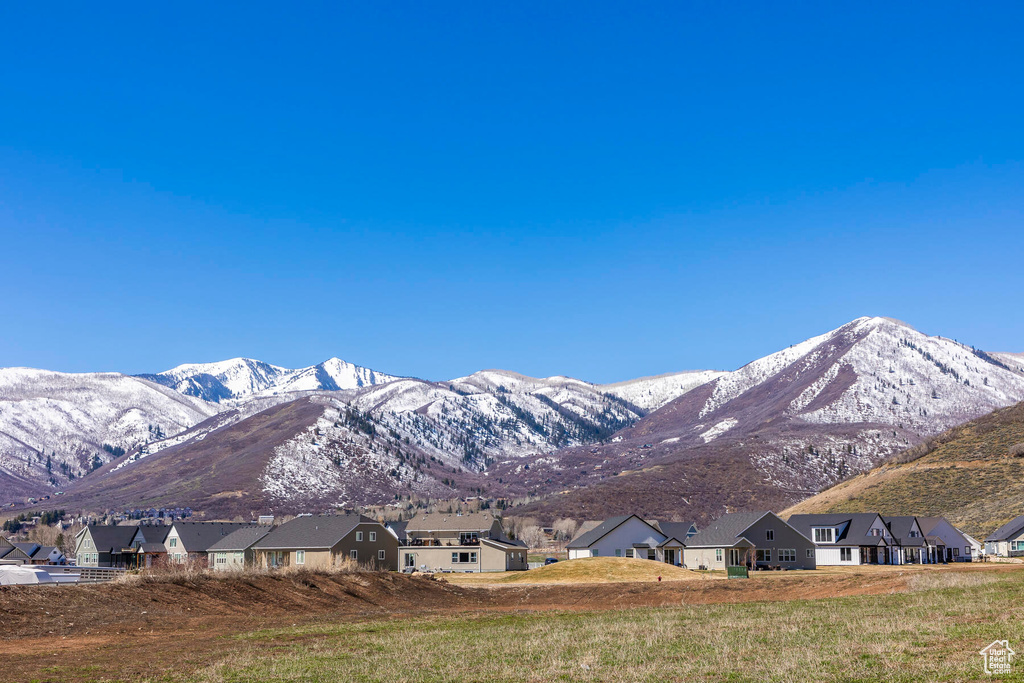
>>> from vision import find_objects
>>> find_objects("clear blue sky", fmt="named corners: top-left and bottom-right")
top-left (1, 3), bottom-right (1022, 383)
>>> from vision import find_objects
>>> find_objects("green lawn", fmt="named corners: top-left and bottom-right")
top-left (178, 570), bottom-right (1024, 683)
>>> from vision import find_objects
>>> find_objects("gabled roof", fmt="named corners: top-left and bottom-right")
top-left (917, 516), bottom-right (968, 545)
top-left (171, 522), bottom-right (258, 553)
top-left (387, 521), bottom-right (408, 542)
top-left (786, 513), bottom-right (889, 547)
top-left (985, 513), bottom-right (1024, 542)
top-left (253, 514), bottom-right (370, 551)
top-left (134, 525), bottom-right (170, 544)
top-left (569, 521), bottom-right (602, 544)
top-left (84, 525), bottom-right (139, 553)
top-left (655, 521), bottom-right (698, 544)
top-left (684, 511), bottom-right (769, 548)
top-left (884, 516), bottom-right (926, 547)
top-left (208, 526), bottom-right (272, 552)
top-left (566, 515), bottom-right (664, 549)
top-left (405, 512), bottom-right (500, 534)
top-left (481, 536), bottom-right (527, 550)
top-left (0, 545), bottom-right (33, 561)
top-left (12, 542), bottom-right (41, 558)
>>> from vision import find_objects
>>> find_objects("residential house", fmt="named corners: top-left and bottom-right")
top-left (131, 524), bottom-right (170, 568)
top-left (0, 536), bottom-right (32, 565)
top-left (400, 511), bottom-right (527, 573)
top-left (653, 521), bottom-right (698, 566)
top-left (253, 514), bottom-right (398, 570)
top-left (165, 522), bottom-right (257, 567)
top-left (787, 513), bottom-right (894, 565)
top-left (74, 525), bottom-right (139, 567)
top-left (208, 526), bottom-right (272, 571)
top-left (984, 513), bottom-right (1024, 557)
top-left (567, 515), bottom-right (667, 561)
top-left (917, 516), bottom-right (975, 563)
top-left (884, 516), bottom-right (930, 564)
top-left (685, 511), bottom-right (816, 570)
top-left (11, 543), bottom-right (65, 565)
top-left (386, 520), bottom-right (408, 545)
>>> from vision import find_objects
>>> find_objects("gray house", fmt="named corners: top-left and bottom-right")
top-left (567, 515), bottom-right (667, 561)
top-left (165, 522), bottom-right (258, 567)
top-left (254, 514), bottom-right (398, 570)
top-left (74, 525), bottom-right (139, 568)
top-left (684, 511), bottom-right (816, 571)
top-left (985, 513), bottom-right (1024, 557)
top-left (208, 526), bottom-right (272, 571)
top-left (0, 536), bottom-right (33, 565)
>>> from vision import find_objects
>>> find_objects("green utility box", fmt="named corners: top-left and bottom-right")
top-left (727, 566), bottom-right (749, 579)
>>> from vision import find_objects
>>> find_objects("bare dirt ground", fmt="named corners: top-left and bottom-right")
top-left (0, 563), bottom-right (1017, 682)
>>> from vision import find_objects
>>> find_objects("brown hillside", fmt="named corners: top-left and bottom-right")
top-left (782, 401), bottom-right (1024, 538)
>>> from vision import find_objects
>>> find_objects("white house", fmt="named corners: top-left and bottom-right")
top-left (786, 513), bottom-right (894, 565)
top-left (566, 515), bottom-right (672, 561)
top-left (917, 516), bottom-right (975, 562)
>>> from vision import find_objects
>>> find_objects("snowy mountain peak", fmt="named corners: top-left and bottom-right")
top-left (141, 356), bottom-right (400, 403)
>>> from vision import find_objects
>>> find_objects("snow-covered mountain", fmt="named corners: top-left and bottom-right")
top-left (139, 357), bottom-right (400, 403)
top-left (5, 316), bottom-right (1024, 520)
top-left (0, 369), bottom-right (218, 499)
top-left (509, 316), bottom-right (1024, 522)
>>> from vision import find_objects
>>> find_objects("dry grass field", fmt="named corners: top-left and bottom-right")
top-left (2, 563), bottom-right (1022, 683)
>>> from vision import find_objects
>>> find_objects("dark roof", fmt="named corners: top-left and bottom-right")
top-left (138, 543), bottom-right (167, 553)
top-left (172, 522), bottom-right (258, 553)
top-left (85, 524), bottom-right (139, 553)
top-left (786, 513), bottom-right (889, 547)
top-left (135, 525), bottom-right (170, 544)
top-left (985, 513), bottom-right (1024, 542)
top-left (12, 542), bottom-right (41, 558)
top-left (567, 515), bottom-right (645, 549)
top-left (208, 526), bottom-right (272, 552)
top-left (387, 521), bottom-right (408, 542)
top-left (655, 521), bottom-right (698, 543)
top-left (0, 546), bottom-right (31, 561)
top-left (481, 536), bottom-right (528, 550)
top-left (884, 516), bottom-right (926, 547)
top-left (684, 511), bottom-right (768, 548)
top-left (253, 514), bottom-right (371, 551)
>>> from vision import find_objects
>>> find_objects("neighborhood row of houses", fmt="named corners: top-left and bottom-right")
top-left (567, 511), bottom-right (992, 569)
top-left (0, 536), bottom-right (66, 565)
top-left (7, 508), bottom-right (1023, 574)
top-left (67, 511), bottom-right (528, 573)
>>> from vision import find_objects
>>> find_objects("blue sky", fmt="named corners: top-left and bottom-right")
top-left (1, 3), bottom-right (1022, 383)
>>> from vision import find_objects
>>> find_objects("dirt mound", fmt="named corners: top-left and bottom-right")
top-left (497, 557), bottom-right (699, 584)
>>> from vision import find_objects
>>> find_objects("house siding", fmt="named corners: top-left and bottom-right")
top-left (568, 517), bottom-right (666, 559)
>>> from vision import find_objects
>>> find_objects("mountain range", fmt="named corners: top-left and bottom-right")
top-left (2, 316), bottom-right (1022, 522)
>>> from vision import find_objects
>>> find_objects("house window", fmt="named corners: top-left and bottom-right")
top-left (952, 548), bottom-right (959, 557)
top-left (779, 549), bottom-right (796, 562)
top-left (1011, 541), bottom-right (1024, 552)
top-left (813, 528), bottom-right (834, 543)
top-left (616, 549), bottom-right (622, 557)
top-left (647, 549), bottom-right (656, 560)
top-left (840, 548), bottom-right (852, 562)
top-left (296, 550), bottom-right (305, 565)
top-left (350, 550), bottom-right (358, 560)
top-left (369, 532), bottom-right (376, 542)
top-left (807, 548), bottom-right (815, 558)
top-left (766, 529), bottom-right (774, 541)
top-left (378, 549), bottom-right (386, 560)
top-left (592, 549), bottom-right (599, 557)
top-left (356, 532), bottom-right (363, 542)
top-left (459, 532), bottom-right (479, 545)
top-left (451, 551), bottom-right (477, 563)
top-left (756, 549), bottom-right (771, 562)
top-left (715, 549), bottom-right (723, 562)
top-left (170, 537), bottom-right (177, 547)
top-left (909, 530), bottom-right (919, 538)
